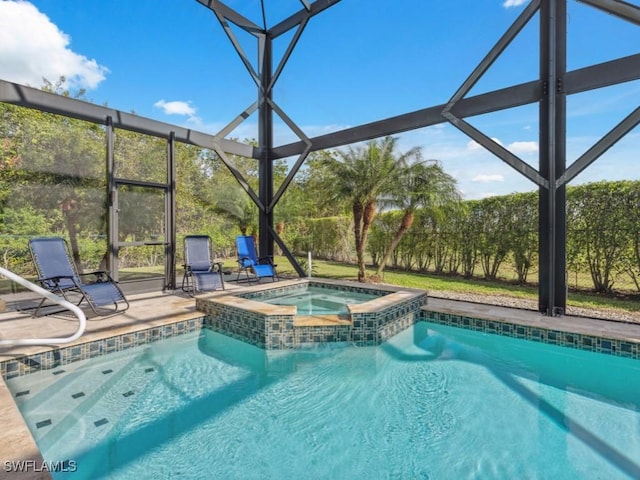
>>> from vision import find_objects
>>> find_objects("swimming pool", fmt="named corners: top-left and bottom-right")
top-left (6, 322), bottom-right (640, 479)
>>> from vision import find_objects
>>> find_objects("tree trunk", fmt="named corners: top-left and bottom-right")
top-left (356, 201), bottom-right (377, 282)
top-left (62, 197), bottom-right (82, 272)
top-left (352, 202), bottom-right (366, 281)
top-left (375, 210), bottom-right (414, 277)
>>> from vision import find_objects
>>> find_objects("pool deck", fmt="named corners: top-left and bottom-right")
top-left (1, 281), bottom-right (640, 478)
top-left (426, 297), bottom-right (640, 344)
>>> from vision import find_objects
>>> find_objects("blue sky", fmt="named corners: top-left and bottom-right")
top-left (0, 0), bottom-right (638, 199)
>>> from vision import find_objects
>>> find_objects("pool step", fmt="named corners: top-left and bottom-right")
top-left (40, 359), bottom-right (162, 458)
top-left (10, 355), bottom-right (118, 412)
top-left (18, 350), bottom-right (149, 453)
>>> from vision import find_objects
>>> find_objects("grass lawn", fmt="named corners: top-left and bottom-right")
top-left (274, 257), bottom-right (640, 316)
top-left (5, 257), bottom-right (637, 319)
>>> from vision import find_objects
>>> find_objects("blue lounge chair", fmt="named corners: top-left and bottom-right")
top-left (236, 235), bottom-right (278, 283)
top-left (182, 235), bottom-right (225, 295)
top-left (29, 237), bottom-right (129, 317)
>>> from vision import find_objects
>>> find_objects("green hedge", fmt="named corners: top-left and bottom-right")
top-left (366, 181), bottom-right (640, 294)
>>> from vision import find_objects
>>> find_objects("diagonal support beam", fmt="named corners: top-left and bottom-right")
top-left (442, 111), bottom-right (549, 188)
top-left (214, 101), bottom-right (260, 139)
top-left (265, 98), bottom-right (313, 211)
top-left (270, 146), bottom-right (311, 212)
top-left (268, 224), bottom-right (307, 277)
top-left (268, 17), bottom-right (309, 93)
top-left (269, 0), bottom-right (342, 38)
top-left (211, 142), bottom-right (265, 211)
top-left (577, 0), bottom-right (640, 25)
top-left (557, 105), bottom-right (640, 187)
top-left (444, 0), bottom-right (540, 112)
top-left (196, 0), bottom-right (263, 33)
top-left (209, 7), bottom-right (263, 88)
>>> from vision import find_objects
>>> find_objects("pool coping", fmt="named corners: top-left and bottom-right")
top-left (198, 278), bottom-right (424, 326)
top-left (195, 278), bottom-right (428, 348)
top-left (424, 297), bottom-right (640, 359)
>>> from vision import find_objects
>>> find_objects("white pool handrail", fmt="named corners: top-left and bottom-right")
top-left (0, 266), bottom-right (86, 346)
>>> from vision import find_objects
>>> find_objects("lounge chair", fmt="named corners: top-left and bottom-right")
top-left (29, 237), bottom-right (129, 317)
top-left (235, 235), bottom-right (278, 283)
top-left (181, 235), bottom-right (225, 295)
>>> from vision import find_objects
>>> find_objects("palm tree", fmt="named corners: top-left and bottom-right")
top-left (374, 159), bottom-right (461, 278)
top-left (323, 136), bottom-right (417, 282)
top-left (212, 183), bottom-right (257, 235)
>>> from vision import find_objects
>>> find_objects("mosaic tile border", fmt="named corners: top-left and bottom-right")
top-left (1, 317), bottom-right (205, 380)
top-left (239, 280), bottom-right (389, 302)
top-left (4, 305), bottom-right (637, 382)
top-left (351, 295), bottom-right (427, 346)
top-left (422, 310), bottom-right (640, 360)
top-left (200, 288), bottom-right (428, 349)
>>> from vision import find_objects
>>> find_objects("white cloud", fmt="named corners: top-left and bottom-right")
top-left (478, 191), bottom-right (500, 199)
top-left (0, 1), bottom-right (108, 89)
top-left (466, 138), bottom-right (503, 151)
top-left (154, 99), bottom-right (197, 117)
top-left (503, 0), bottom-right (528, 7)
top-left (472, 174), bottom-right (505, 183)
top-left (507, 140), bottom-right (538, 154)
top-left (466, 138), bottom-right (537, 155)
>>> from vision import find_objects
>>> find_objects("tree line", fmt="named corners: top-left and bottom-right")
top-left (283, 181), bottom-right (640, 295)
top-left (1, 94), bottom-right (639, 297)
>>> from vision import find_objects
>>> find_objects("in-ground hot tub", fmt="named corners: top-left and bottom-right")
top-left (253, 284), bottom-right (381, 315)
top-left (196, 278), bottom-right (428, 349)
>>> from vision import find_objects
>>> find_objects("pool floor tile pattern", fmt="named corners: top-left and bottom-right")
top-left (6, 348), bottom-right (171, 466)
top-left (0, 290), bottom-right (203, 480)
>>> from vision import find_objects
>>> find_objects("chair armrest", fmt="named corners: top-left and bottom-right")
top-left (238, 256), bottom-right (254, 267)
top-left (79, 270), bottom-right (114, 282)
top-left (36, 275), bottom-right (78, 289)
top-left (37, 275), bottom-right (74, 282)
top-left (212, 261), bottom-right (224, 272)
top-left (258, 256), bottom-right (276, 267)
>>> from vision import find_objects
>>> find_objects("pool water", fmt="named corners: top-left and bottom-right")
top-left (7, 322), bottom-right (640, 479)
top-left (255, 285), bottom-right (380, 315)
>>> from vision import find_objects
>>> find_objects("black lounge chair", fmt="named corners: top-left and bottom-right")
top-left (181, 235), bottom-right (225, 296)
top-left (29, 237), bottom-right (129, 317)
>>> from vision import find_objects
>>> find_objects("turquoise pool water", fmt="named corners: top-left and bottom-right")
top-left (249, 285), bottom-right (380, 314)
top-left (6, 322), bottom-right (640, 479)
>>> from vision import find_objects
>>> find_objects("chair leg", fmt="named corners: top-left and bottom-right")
top-left (33, 297), bottom-right (47, 318)
top-left (236, 267), bottom-right (254, 284)
top-left (32, 288), bottom-right (81, 317)
top-left (183, 273), bottom-right (195, 297)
